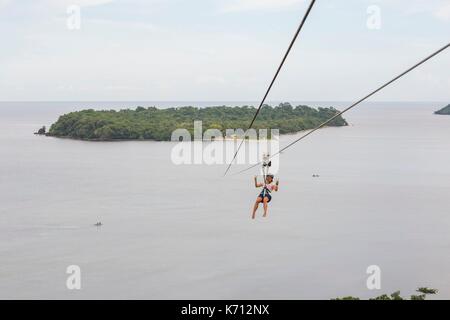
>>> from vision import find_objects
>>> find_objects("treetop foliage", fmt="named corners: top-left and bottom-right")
top-left (333, 287), bottom-right (438, 301)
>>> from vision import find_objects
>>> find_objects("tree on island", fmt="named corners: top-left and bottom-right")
top-left (35, 126), bottom-right (46, 135)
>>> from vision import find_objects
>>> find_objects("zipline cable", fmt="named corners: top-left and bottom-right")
top-left (223, 0), bottom-right (317, 176)
top-left (233, 42), bottom-right (450, 176)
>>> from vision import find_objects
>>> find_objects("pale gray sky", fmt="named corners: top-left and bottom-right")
top-left (0, 0), bottom-right (449, 101)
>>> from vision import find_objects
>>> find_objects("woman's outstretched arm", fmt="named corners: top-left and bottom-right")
top-left (254, 176), bottom-right (263, 188)
top-left (274, 179), bottom-right (280, 191)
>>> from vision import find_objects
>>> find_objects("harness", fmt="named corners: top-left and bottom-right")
top-left (261, 154), bottom-right (272, 198)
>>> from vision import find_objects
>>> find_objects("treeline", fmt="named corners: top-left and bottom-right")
top-left (334, 287), bottom-right (438, 300)
top-left (48, 103), bottom-right (348, 141)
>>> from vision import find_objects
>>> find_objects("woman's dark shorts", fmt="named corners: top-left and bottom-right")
top-left (258, 192), bottom-right (272, 203)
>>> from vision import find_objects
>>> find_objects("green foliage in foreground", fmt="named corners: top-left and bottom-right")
top-left (48, 103), bottom-right (348, 141)
top-left (333, 287), bottom-right (438, 300)
top-left (434, 104), bottom-right (450, 115)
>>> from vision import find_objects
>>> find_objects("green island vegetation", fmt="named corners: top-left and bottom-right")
top-left (34, 126), bottom-right (46, 135)
top-left (434, 104), bottom-right (450, 115)
top-left (333, 287), bottom-right (438, 300)
top-left (47, 103), bottom-right (348, 141)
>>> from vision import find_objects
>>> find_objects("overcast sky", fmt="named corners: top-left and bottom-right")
top-left (0, 0), bottom-right (449, 101)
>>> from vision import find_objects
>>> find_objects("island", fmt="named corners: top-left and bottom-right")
top-left (34, 126), bottom-right (46, 135)
top-left (434, 104), bottom-right (450, 115)
top-left (47, 103), bottom-right (348, 141)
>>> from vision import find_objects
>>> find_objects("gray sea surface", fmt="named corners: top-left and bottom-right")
top-left (0, 101), bottom-right (449, 299)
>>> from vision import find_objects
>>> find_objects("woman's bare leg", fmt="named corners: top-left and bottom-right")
top-left (262, 197), bottom-right (269, 217)
top-left (252, 198), bottom-right (262, 219)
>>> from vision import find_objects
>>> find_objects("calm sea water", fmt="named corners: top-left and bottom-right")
top-left (0, 101), bottom-right (449, 299)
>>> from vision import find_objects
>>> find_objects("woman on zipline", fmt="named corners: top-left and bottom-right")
top-left (252, 174), bottom-right (279, 219)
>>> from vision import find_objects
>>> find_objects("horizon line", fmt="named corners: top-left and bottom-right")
top-left (0, 100), bottom-right (448, 103)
